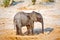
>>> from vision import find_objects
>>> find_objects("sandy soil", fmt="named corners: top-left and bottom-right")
top-left (0, 27), bottom-right (60, 40)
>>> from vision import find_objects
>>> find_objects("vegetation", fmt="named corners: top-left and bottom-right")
top-left (3, 0), bottom-right (10, 7)
top-left (48, 0), bottom-right (54, 2)
top-left (3, 0), bottom-right (14, 7)
top-left (32, 0), bottom-right (36, 5)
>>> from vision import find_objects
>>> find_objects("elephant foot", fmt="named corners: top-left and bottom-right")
top-left (32, 33), bottom-right (34, 35)
top-left (16, 33), bottom-right (24, 36)
top-left (19, 33), bottom-right (24, 36)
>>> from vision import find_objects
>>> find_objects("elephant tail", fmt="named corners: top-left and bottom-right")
top-left (13, 19), bottom-right (16, 30)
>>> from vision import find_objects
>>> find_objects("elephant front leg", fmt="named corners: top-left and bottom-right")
top-left (26, 25), bottom-right (30, 35)
top-left (31, 24), bottom-right (34, 35)
top-left (31, 27), bottom-right (34, 35)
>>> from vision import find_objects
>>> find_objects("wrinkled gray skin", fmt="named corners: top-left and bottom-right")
top-left (14, 11), bottom-right (44, 35)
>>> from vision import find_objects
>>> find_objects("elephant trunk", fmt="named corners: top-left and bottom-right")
top-left (42, 19), bottom-right (44, 34)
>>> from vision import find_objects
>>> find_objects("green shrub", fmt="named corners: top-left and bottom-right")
top-left (48, 0), bottom-right (54, 2)
top-left (3, 0), bottom-right (10, 7)
top-left (32, 0), bottom-right (36, 5)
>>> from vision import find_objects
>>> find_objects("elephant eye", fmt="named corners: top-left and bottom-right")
top-left (37, 18), bottom-right (41, 20)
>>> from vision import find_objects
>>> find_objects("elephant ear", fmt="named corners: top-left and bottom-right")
top-left (28, 12), bottom-right (37, 21)
top-left (27, 14), bottom-right (31, 19)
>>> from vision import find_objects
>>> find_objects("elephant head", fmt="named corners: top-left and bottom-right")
top-left (28, 11), bottom-right (44, 33)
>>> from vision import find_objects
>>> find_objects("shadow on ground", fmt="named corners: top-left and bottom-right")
top-left (24, 27), bottom-right (53, 35)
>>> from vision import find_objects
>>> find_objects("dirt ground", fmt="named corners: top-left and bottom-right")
top-left (0, 27), bottom-right (60, 40)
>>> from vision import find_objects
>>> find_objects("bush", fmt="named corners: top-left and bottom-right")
top-left (3, 0), bottom-right (10, 7)
top-left (32, 0), bottom-right (36, 5)
top-left (49, 0), bottom-right (54, 2)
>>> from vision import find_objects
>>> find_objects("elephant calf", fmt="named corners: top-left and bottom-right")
top-left (14, 11), bottom-right (44, 35)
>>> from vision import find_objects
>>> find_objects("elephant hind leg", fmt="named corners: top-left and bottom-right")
top-left (16, 25), bottom-right (22, 35)
top-left (16, 25), bottom-right (19, 35)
